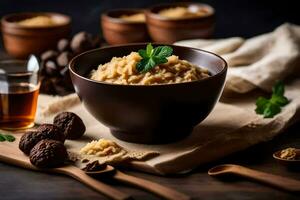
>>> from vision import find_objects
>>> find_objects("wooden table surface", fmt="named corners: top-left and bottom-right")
top-left (1, 50), bottom-right (300, 200)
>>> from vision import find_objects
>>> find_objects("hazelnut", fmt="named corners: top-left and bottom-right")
top-left (29, 140), bottom-right (68, 168)
top-left (53, 112), bottom-right (86, 140)
top-left (45, 60), bottom-right (59, 76)
top-left (70, 32), bottom-right (93, 54)
top-left (41, 50), bottom-right (58, 62)
top-left (57, 38), bottom-right (70, 52)
top-left (56, 51), bottom-right (73, 67)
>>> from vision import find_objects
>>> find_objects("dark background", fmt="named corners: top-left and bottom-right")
top-left (0, 0), bottom-right (299, 42)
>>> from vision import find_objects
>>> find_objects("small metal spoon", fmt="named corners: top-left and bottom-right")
top-left (273, 148), bottom-right (300, 170)
top-left (208, 164), bottom-right (300, 193)
top-left (26, 55), bottom-right (40, 72)
top-left (85, 164), bottom-right (190, 200)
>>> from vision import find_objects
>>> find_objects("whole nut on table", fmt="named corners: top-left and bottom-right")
top-left (57, 38), bottom-right (70, 52)
top-left (56, 51), bottom-right (73, 67)
top-left (44, 60), bottom-right (59, 76)
top-left (29, 139), bottom-right (68, 168)
top-left (70, 31), bottom-right (94, 54)
top-left (41, 50), bottom-right (58, 62)
top-left (19, 124), bottom-right (65, 155)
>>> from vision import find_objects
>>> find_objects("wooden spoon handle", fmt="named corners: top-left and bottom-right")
top-left (233, 165), bottom-right (300, 192)
top-left (56, 166), bottom-right (131, 200)
top-left (114, 171), bottom-right (190, 200)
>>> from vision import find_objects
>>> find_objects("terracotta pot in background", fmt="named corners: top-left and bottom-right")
top-left (145, 3), bottom-right (215, 44)
top-left (1, 12), bottom-right (71, 59)
top-left (101, 9), bottom-right (150, 45)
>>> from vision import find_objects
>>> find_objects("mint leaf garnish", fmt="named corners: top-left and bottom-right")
top-left (255, 81), bottom-right (289, 118)
top-left (136, 43), bottom-right (173, 73)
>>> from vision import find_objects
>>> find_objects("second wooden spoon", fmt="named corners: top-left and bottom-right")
top-left (208, 164), bottom-right (300, 193)
top-left (86, 165), bottom-right (190, 200)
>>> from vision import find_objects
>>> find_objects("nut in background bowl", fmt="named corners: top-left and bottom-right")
top-left (1, 12), bottom-right (71, 59)
top-left (145, 2), bottom-right (215, 43)
top-left (101, 9), bottom-right (150, 45)
top-left (69, 43), bottom-right (227, 144)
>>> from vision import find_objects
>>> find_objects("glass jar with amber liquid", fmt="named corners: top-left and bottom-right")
top-left (0, 59), bottom-right (40, 130)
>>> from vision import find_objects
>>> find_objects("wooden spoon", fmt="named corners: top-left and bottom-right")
top-left (0, 144), bottom-right (131, 200)
top-left (208, 164), bottom-right (300, 193)
top-left (86, 165), bottom-right (191, 200)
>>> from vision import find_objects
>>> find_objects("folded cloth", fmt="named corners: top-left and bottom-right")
top-left (35, 23), bottom-right (300, 175)
top-left (175, 23), bottom-right (300, 93)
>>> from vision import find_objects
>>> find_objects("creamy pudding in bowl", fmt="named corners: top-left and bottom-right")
top-left (90, 47), bottom-right (210, 85)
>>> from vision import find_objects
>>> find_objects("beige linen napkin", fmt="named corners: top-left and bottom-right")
top-left (175, 23), bottom-right (300, 93)
top-left (36, 23), bottom-right (300, 175)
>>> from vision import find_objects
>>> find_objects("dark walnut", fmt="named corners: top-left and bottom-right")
top-left (29, 140), bottom-right (68, 168)
top-left (19, 131), bottom-right (42, 155)
top-left (53, 112), bottom-right (86, 140)
top-left (19, 124), bottom-right (65, 155)
top-left (37, 124), bottom-right (66, 142)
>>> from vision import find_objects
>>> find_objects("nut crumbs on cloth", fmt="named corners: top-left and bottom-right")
top-left (79, 138), bottom-right (159, 166)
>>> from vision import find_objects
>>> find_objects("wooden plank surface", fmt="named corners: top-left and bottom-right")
top-left (1, 122), bottom-right (299, 200)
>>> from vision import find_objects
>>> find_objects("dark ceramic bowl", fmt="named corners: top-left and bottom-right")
top-left (145, 2), bottom-right (215, 43)
top-left (1, 12), bottom-right (71, 59)
top-left (69, 43), bottom-right (227, 144)
top-left (101, 9), bottom-right (150, 45)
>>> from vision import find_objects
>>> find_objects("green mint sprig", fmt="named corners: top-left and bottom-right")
top-left (136, 43), bottom-right (173, 73)
top-left (0, 133), bottom-right (15, 142)
top-left (255, 81), bottom-right (289, 118)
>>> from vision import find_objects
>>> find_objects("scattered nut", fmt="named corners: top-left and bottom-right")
top-left (45, 60), bottom-right (59, 76)
top-left (36, 124), bottom-right (66, 143)
top-left (19, 131), bottom-right (41, 155)
top-left (53, 112), bottom-right (86, 140)
top-left (57, 38), bottom-right (70, 52)
top-left (82, 161), bottom-right (107, 172)
top-left (29, 140), bottom-right (68, 168)
top-left (41, 50), bottom-right (58, 62)
top-left (71, 31), bottom-right (94, 54)
top-left (56, 51), bottom-right (73, 67)
top-left (19, 124), bottom-right (65, 155)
